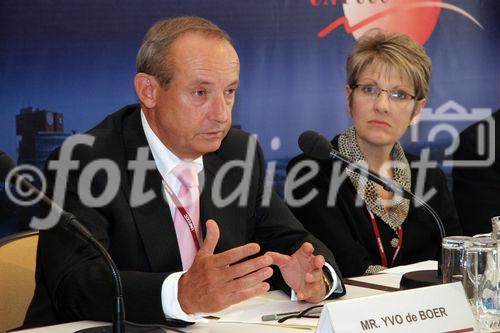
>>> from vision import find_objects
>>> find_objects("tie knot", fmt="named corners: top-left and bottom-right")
top-left (172, 163), bottom-right (198, 188)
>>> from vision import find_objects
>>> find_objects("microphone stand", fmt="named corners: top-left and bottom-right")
top-left (60, 212), bottom-right (126, 333)
top-left (61, 212), bottom-right (171, 333)
top-left (329, 149), bottom-right (445, 239)
top-left (298, 131), bottom-right (446, 288)
top-left (7, 163), bottom-right (169, 333)
top-left (328, 150), bottom-right (445, 289)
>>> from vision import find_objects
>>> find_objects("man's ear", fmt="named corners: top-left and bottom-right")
top-left (410, 98), bottom-right (426, 127)
top-left (134, 73), bottom-right (157, 109)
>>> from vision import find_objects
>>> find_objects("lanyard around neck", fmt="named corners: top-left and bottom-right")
top-left (161, 176), bottom-right (200, 251)
top-left (366, 207), bottom-right (403, 268)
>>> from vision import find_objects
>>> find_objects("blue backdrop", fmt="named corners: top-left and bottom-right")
top-left (1, 0), bottom-right (499, 234)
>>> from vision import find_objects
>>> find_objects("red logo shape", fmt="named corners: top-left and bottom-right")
top-left (318, 0), bottom-right (483, 45)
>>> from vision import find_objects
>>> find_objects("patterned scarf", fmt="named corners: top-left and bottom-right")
top-left (338, 126), bottom-right (411, 232)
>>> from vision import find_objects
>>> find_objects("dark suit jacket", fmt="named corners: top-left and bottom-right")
top-left (287, 136), bottom-right (462, 278)
top-left (452, 109), bottom-right (500, 235)
top-left (24, 104), bottom-right (344, 328)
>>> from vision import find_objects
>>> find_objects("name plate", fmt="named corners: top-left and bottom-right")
top-left (317, 282), bottom-right (477, 333)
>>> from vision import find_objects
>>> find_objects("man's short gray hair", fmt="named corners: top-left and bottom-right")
top-left (136, 16), bottom-right (232, 87)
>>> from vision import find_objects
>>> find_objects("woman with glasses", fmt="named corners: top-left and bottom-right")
top-left (287, 30), bottom-right (462, 277)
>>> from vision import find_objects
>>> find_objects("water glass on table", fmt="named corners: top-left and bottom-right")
top-left (442, 236), bottom-right (474, 284)
top-left (492, 216), bottom-right (500, 241)
top-left (464, 238), bottom-right (499, 332)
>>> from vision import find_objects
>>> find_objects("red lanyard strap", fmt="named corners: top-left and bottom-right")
top-left (161, 177), bottom-right (200, 251)
top-left (366, 207), bottom-right (403, 268)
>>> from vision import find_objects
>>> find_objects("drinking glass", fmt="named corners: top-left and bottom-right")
top-left (442, 236), bottom-right (474, 284)
top-left (492, 216), bottom-right (500, 241)
top-left (464, 238), bottom-right (499, 331)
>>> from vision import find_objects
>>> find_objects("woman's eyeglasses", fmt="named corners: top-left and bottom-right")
top-left (350, 84), bottom-right (417, 107)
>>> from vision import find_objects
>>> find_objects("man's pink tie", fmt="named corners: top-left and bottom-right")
top-left (171, 163), bottom-right (200, 270)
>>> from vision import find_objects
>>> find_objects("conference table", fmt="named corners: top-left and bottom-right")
top-left (14, 264), bottom-right (430, 333)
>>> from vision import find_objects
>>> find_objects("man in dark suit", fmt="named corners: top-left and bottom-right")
top-left (25, 16), bottom-right (344, 328)
top-left (452, 109), bottom-right (500, 235)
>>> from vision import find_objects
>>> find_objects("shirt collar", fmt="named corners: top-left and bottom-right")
top-left (140, 109), bottom-right (203, 180)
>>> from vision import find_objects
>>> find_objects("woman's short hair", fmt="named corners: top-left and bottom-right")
top-left (136, 16), bottom-right (231, 87)
top-left (346, 29), bottom-right (432, 101)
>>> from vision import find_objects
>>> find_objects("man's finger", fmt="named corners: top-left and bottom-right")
top-left (224, 254), bottom-right (272, 280)
top-left (302, 278), bottom-right (327, 303)
top-left (211, 242), bottom-right (261, 267)
top-left (298, 242), bottom-right (314, 256)
top-left (265, 251), bottom-right (290, 268)
top-left (225, 282), bottom-right (271, 305)
top-left (305, 269), bottom-right (323, 283)
top-left (313, 254), bottom-right (325, 269)
top-left (225, 266), bottom-right (274, 293)
top-left (200, 219), bottom-right (220, 255)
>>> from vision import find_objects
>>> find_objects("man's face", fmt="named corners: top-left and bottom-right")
top-left (145, 32), bottom-right (240, 160)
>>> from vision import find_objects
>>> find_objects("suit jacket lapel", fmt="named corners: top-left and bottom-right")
top-left (201, 151), bottom-right (247, 252)
top-left (122, 107), bottom-right (183, 272)
top-left (199, 153), bottom-right (221, 241)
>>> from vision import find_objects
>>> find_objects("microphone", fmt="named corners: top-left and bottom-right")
top-left (0, 150), bottom-right (166, 333)
top-left (298, 131), bottom-right (446, 288)
top-left (0, 150), bottom-right (16, 180)
top-left (299, 131), bottom-right (410, 199)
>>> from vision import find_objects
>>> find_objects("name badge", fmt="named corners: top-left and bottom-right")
top-left (317, 282), bottom-right (477, 333)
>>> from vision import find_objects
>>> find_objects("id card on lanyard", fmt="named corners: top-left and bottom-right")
top-left (366, 207), bottom-right (403, 268)
top-left (161, 176), bottom-right (201, 250)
